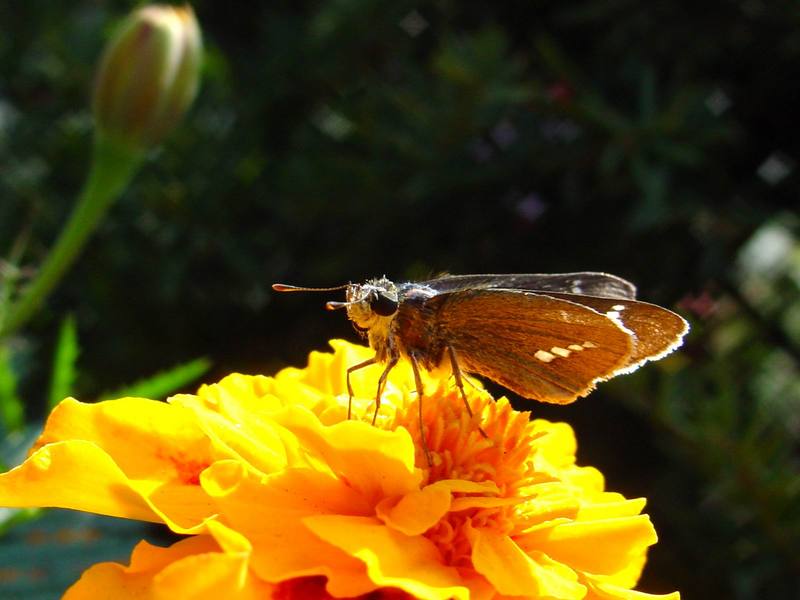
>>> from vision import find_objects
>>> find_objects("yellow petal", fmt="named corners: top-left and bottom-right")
top-left (0, 440), bottom-right (159, 522)
top-left (577, 497), bottom-right (648, 521)
top-left (583, 573), bottom-right (680, 600)
top-left (276, 340), bottom-right (370, 397)
top-left (598, 551), bottom-right (647, 589)
top-left (517, 515), bottom-right (658, 576)
top-left (274, 406), bottom-right (422, 503)
top-left (377, 479), bottom-right (498, 536)
top-left (154, 523), bottom-right (272, 600)
top-left (376, 485), bottom-right (451, 536)
top-left (503, 481), bottom-right (583, 529)
top-left (153, 552), bottom-right (272, 600)
top-left (200, 460), bottom-right (377, 597)
top-left (471, 527), bottom-right (586, 598)
top-left (195, 373), bottom-right (286, 414)
top-left (34, 397), bottom-right (214, 484)
top-left (0, 440), bottom-right (216, 533)
top-left (433, 479), bottom-right (501, 495)
top-left (274, 340), bottom-right (421, 418)
top-left (64, 532), bottom-right (273, 600)
top-left (170, 392), bottom-right (289, 475)
top-left (305, 514), bottom-right (469, 600)
top-left (145, 479), bottom-right (219, 533)
top-left (63, 536), bottom-right (219, 599)
top-left (449, 496), bottom-right (521, 512)
top-left (562, 465), bottom-right (607, 495)
top-left (531, 420), bottom-right (578, 469)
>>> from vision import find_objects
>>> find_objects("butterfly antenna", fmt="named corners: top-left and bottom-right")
top-left (272, 283), bottom-right (349, 293)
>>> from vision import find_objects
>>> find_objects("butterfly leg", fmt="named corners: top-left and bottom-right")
top-left (408, 352), bottom-right (433, 467)
top-left (346, 356), bottom-right (378, 419)
top-left (371, 355), bottom-right (399, 425)
top-left (447, 345), bottom-right (488, 439)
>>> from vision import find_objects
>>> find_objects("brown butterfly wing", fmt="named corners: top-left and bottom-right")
top-left (429, 289), bottom-right (634, 404)
top-left (545, 293), bottom-right (689, 372)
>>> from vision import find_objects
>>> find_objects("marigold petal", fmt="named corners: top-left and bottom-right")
top-left (450, 496), bottom-right (521, 512)
top-left (0, 439), bottom-right (217, 533)
top-left (63, 536), bottom-right (219, 599)
top-left (376, 486), bottom-right (451, 536)
top-left (377, 479), bottom-right (499, 535)
top-left (200, 460), bottom-right (373, 518)
top-left (200, 460), bottom-right (377, 597)
top-left (153, 551), bottom-right (273, 600)
top-left (64, 558), bottom-right (150, 599)
top-left (274, 340), bottom-right (422, 422)
top-left (155, 523), bottom-right (273, 599)
top-left (196, 373), bottom-right (286, 414)
top-left (170, 392), bottom-right (289, 475)
top-left (146, 481), bottom-right (219, 533)
top-left (562, 465), bottom-right (606, 495)
top-left (432, 479), bottom-right (501, 495)
top-left (132, 535), bottom-right (220, 570)
top-left (576, 497), bottom-right (648, 521)
top-left (33, 398), bottom-right (214, 484)
top-left (517, 515), bottom-right (658, 576)
top-left (278, 340), bottom-right (372, 396)
top-left (65, 531), bottom-right (273, 600)
top-left (471, 528), bottom-right (586, 598)
top-left (531, 420), bottom-right (578, 469)
top-left (0, 440), bottom-right (158, 522)
top-left (597, 552), bottom-right (647, 589)
top-left (274, 406), bottom-right (422, 502)
top-left (583, 574), bottom-right (680, 600)
top-left (305, 514), bottom-right (469, 600)
top-left (328, 340), bottom-right (423, 394)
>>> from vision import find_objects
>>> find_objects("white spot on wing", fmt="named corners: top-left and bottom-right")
top-left (582, 341), bottom-right (597, 348)
top-left (535, 350), bottom-right (556, 363)
top-left (568, 344), bottom-right (584, 352)
top-left (550, 346), bottom-right (571, 358)
top-left (604, 306), bottom-right (634, 336)
top-left (612, 304), bottom-right (626, 311)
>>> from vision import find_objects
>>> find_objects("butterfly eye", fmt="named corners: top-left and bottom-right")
top-left (370, 292), bottom-right (398, 317)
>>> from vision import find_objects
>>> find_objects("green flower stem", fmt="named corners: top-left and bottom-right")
top-left (0, 135), bottom-right (143, 338)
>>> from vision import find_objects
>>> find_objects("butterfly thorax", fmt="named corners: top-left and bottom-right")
top-left (392, 283), bottom-right (446, 370)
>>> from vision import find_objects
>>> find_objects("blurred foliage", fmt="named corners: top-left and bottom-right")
top-left (97, 356), bottom-right (211, 401)
top-left (1, 0), bottom-right (799, 598)
top-left (0, 508), bottom-right (155, 598)
top-left (47, 314), bottom-right (78, 409)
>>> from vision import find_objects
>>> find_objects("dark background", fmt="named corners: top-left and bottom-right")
top-left (1, 1), bottom-right (799, 598)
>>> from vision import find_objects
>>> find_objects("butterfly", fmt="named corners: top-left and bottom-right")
top-left (273, 273), bottom-right (689, 462)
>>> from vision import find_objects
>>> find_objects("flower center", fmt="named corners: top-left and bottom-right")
top-left (390, 382), bottom-right (546, 566)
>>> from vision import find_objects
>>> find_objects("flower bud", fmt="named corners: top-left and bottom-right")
top-left (92, 4), bottom-right (202, 150)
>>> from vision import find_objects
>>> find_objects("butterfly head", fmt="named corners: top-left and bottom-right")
top-left (341, 277), bottom-right (399, 331)
top-left (271, 277), bottom-right (399, 338)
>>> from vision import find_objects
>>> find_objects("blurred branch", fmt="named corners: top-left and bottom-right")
top-left (0, 137), bottom-right (142, 339)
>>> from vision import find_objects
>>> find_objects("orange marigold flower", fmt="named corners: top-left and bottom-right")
top-left (0, 340), bottom-right (679, 599)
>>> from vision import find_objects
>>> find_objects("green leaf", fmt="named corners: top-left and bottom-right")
top-left (0, 345), bottom-right (24, 432)
top-left (47, 314), bottom-right (79, 409)
top-left (99, 357), bottom-right (211, 401)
